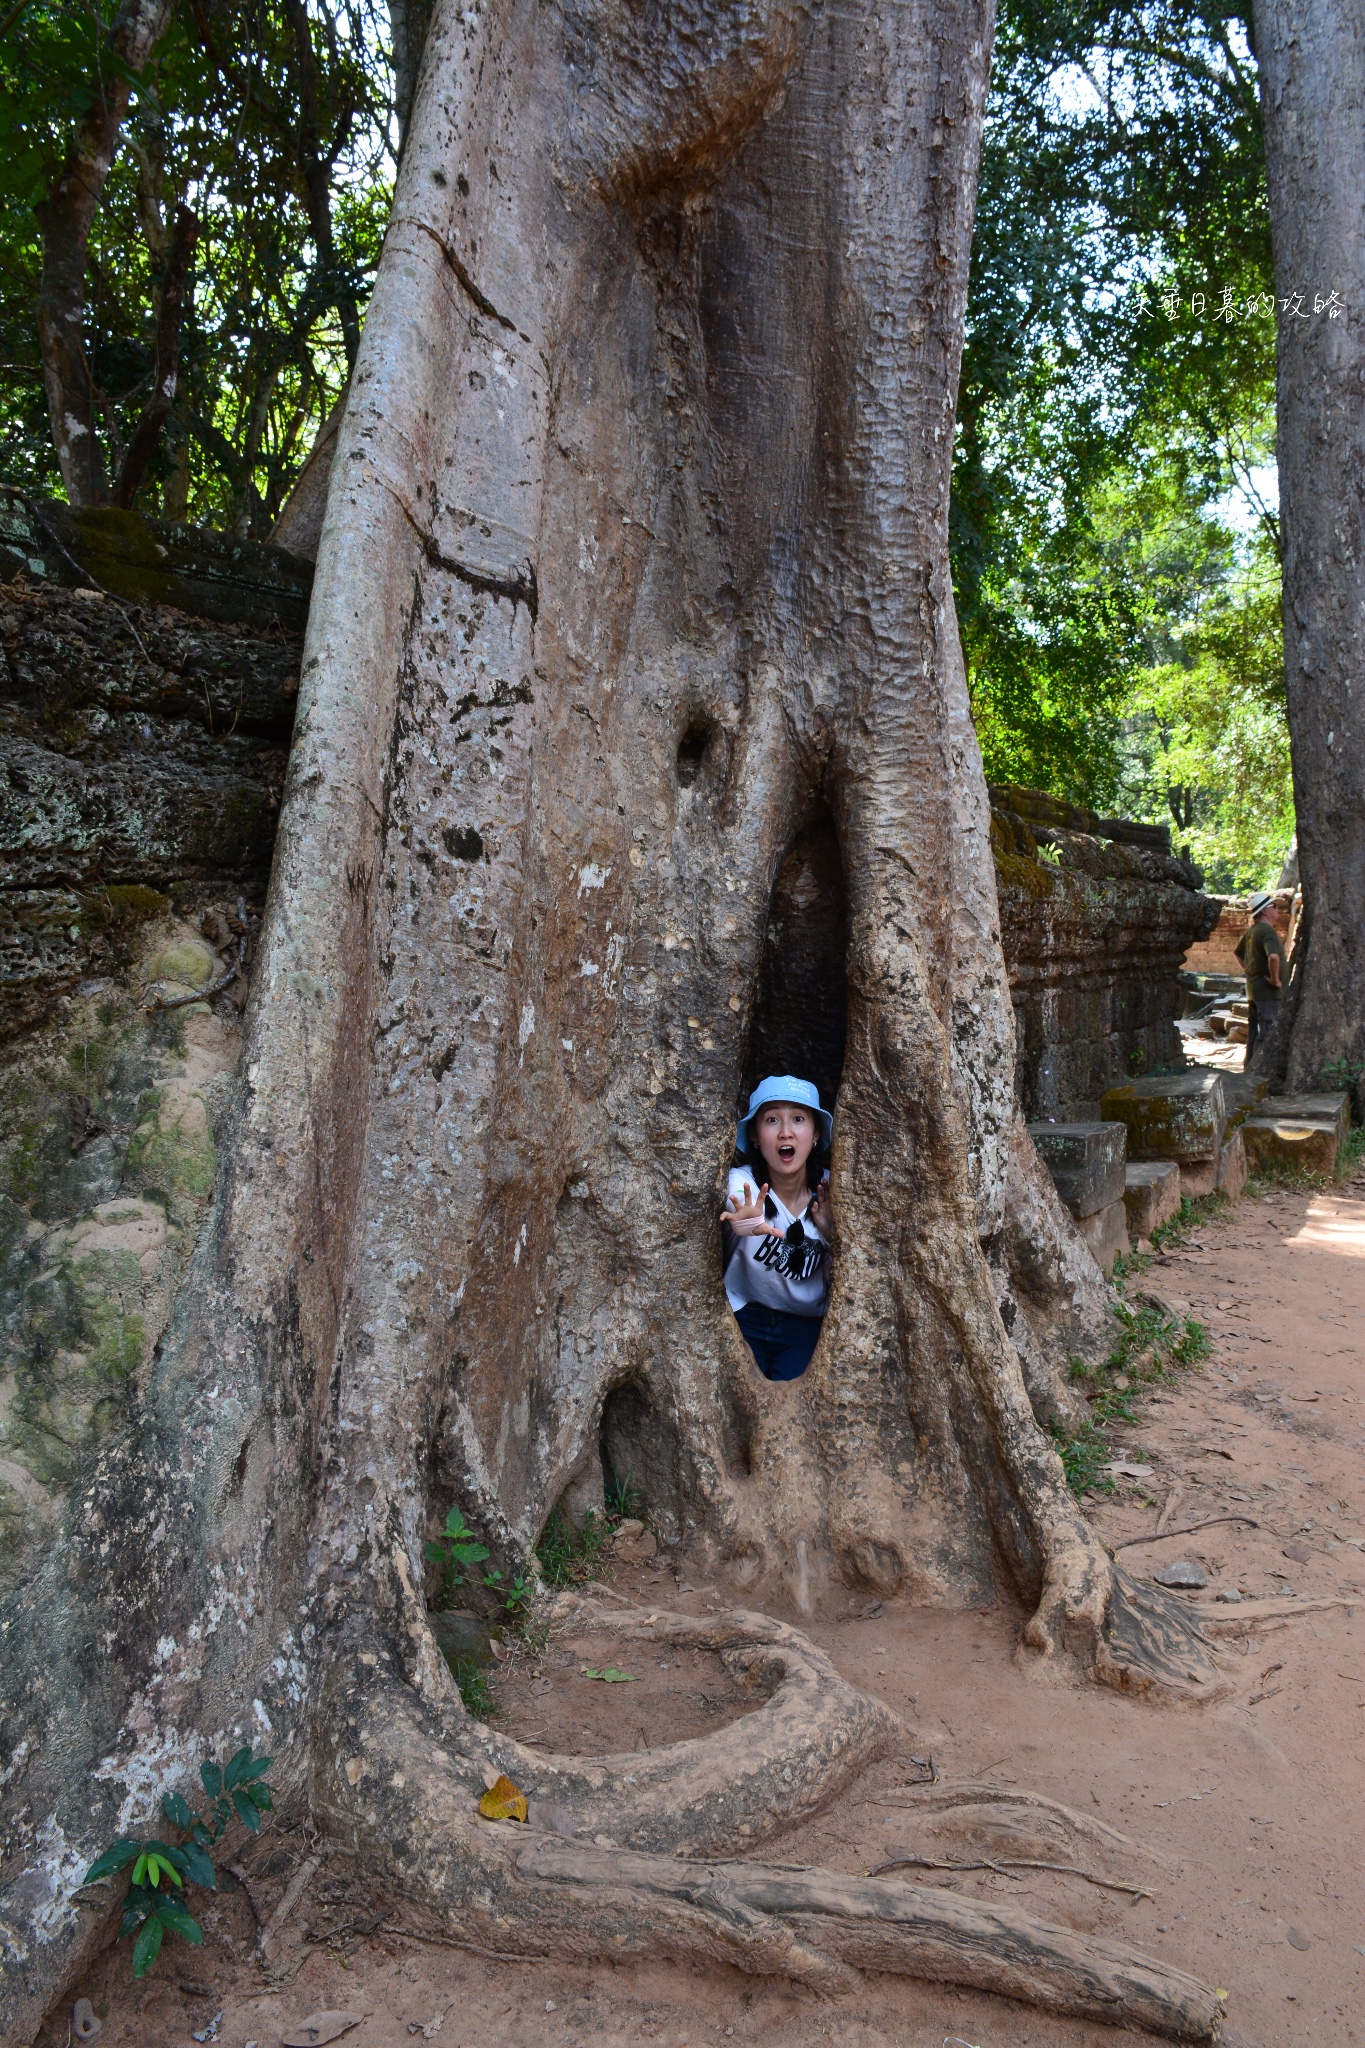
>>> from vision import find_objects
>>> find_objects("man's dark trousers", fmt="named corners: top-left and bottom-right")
top-left (1246, 993), bottom-right (1281, 1062)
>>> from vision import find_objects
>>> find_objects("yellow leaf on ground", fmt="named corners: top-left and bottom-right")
top-left (478, 1774), bottom-right (528, 1822)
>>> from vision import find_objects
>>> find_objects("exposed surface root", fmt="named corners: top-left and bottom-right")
top-left (869, 1778), bottom-right (1167, 1880)
top-left (319, 1607), bottom-right (1223, 2042)
top-left (504, 1837), bottom-right (1222, 2038)
top-left (360, 1589), bottom-right (908, 1867)
top-left (1192, 1594), bottom-right (1360, 1632)
top-left (1094, 1566), bottom-right (1229, 1702)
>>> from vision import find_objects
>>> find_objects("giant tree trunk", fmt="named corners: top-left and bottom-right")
top-left (0, 0), bottom-right (1224, 2036)
top-left (1252, 0), bottom-right (1365, 1086)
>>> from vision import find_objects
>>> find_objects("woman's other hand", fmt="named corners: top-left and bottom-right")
top-left (722, 1181), bottom-right (784, 1239)
top-left (808, 1179), bottom-right (831, 1235)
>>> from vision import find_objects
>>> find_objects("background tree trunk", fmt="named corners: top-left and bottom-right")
top-left (1252, 0), bottom-right (1365, 1087)
top-left (35, 0), bottom-right (174, 506)
top-left (0, 0), bottom-right (1222, 2035)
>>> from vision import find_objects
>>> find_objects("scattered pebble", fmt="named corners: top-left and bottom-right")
top-left (1154, 1560), bottom-right (1208, 1589)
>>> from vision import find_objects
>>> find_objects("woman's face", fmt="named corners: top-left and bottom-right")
top-left (754, 1102), bottom-right (816, 1178)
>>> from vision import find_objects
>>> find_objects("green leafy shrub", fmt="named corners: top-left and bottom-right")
top-left (82, 1745), bottom-right (273, 1976)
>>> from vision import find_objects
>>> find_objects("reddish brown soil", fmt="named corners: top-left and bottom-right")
top-left (50, 1178), bottom-right (1365, 2048)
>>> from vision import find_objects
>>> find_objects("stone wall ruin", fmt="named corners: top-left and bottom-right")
top-left (990, 783), bottom-right (1218, 1121)
top-left (0, 501), bottom-right (308, 1598)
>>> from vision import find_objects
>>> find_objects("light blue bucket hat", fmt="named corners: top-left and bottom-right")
top-left (737, 1075), bottom-right (833, 1153)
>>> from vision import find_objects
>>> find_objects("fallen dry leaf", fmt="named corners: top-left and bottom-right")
top-left (281, 2013), bottom-right (365, 2048)
top-left (478, 1773), bottom-right (528, 1822)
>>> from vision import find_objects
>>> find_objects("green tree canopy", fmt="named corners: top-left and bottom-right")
top-left (1, 0), bottom-right (394, 531)
top-left (957, 0), bottom-right (1286, 881)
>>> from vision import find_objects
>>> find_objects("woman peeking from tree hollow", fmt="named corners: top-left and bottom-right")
top-left (721, 1075), bottom-right (832, 1382)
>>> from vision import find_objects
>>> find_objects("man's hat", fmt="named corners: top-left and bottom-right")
top-left (1247, 889), bottom-right (1275, 914)
top-left (737, 1075), bottom-right (833, 1152)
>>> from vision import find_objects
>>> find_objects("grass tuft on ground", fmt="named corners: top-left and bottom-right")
top-left (1053, 1199), bottom-right (1216, 1497)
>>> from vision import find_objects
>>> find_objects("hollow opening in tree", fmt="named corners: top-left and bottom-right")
top-left (741, 807), bottom-right (848, 1113)
top-left (719, 808), bottom-right (847, 1384)
top-left (600, 1376), bottom-right (688, 1546)
top-left (675, 719), bottom-right (714, 788)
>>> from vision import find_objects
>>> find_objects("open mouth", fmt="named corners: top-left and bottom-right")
top-left (777, 1143), bottom-right (796, 1163)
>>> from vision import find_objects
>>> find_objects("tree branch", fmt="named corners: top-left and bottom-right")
top-left (113, 203), bottom-right (199, 508)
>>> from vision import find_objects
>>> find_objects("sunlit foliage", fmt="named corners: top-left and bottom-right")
top-left (956, 0), bottom-right (1289, 876)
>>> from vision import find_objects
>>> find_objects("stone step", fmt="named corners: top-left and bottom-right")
top-left (1122, 1160), bottom-right (1181, 1239)
top-left (1240, 1092), bottom-right (1350, 1177)
top-left (1217, 1127), bottom-right (1248, 1200)
top-left (1264, 1092), bottom-right (1351, 1144)
top-left (1075, 1196), bottom-right (1130, 1275)
top-left (1221, 1074), bottom-right (1271, 1127)
top-left (1100, 1073), bottom-right (1227, 1191)
top-left (1027, 1121), bottom-right (1127, 1219)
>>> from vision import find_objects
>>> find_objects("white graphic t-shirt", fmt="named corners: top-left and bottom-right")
top-left (723, 1168), bottom-right (829, 1319)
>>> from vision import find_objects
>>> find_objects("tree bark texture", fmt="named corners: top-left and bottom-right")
top-left (1253, 0), bottom-right (1365, 1086)
top-left (34, 0), bottom-right (175, 507)
top-left (0, 0), bottom-right (1226, 2035)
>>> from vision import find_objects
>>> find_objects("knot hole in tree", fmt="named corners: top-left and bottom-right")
top-left (741, 808), bottom-right (848, 1116)
top-left (675, 718), bottom-right (714, 789)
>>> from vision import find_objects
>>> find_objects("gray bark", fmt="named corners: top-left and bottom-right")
top-left (0, 0), bottom-right (1220, 2036)
top-left (1252, 0), bottom-right (1365, 1086)
top-left (389, 0), bottom-right (435, 147)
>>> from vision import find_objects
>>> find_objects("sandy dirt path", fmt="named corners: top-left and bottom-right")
top-left (51, 1179), bottom-right (1365, 2048)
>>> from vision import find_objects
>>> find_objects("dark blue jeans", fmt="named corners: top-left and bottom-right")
top-left (734, 1303), bottom-right (823, 1381)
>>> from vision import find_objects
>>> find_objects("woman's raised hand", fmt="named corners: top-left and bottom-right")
top-left (722, 1180), bottom-right (784, 1239)
top-left (808, 1179), bottom-right (831, 1235)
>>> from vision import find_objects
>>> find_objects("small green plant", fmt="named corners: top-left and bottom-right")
top-left (486, 1569), bottom-right (535, 1622)
top-left (1145, 1190), bottom-right (1227, 1253)
top-left (604, 1473), bottom-right (644, 1523)
top-left (581, 1664), bottom-right (634, 1683)
top-left (82, 1746), bottom-right (274, 1976)
top-left (450, 1658), bottom-right (497, 1717)
top-left (1339, 1128), bottom-right (1365, 1182)
top-left (424, 1505), bottom-right (490, 1607)
top-left (425, 1504), bottom-right (535, 1627)
top-left (534, 1504), bottom-right (609, 1587)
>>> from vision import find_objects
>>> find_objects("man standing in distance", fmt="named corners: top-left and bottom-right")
top-left (1235, 889), bottom-right (1285, 1065)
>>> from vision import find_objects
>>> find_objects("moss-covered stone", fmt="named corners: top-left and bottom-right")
top-left (1100, 1072), bottom-right (1228, 1164)
top-left (2, 499), bottom-right (313, 632)
top-left (148, 938), bottom-right (218, 994)
top-left (0, 939), bottom-right (240, 1597)
top-left (124, 1078), bottom-right (218, 1207)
